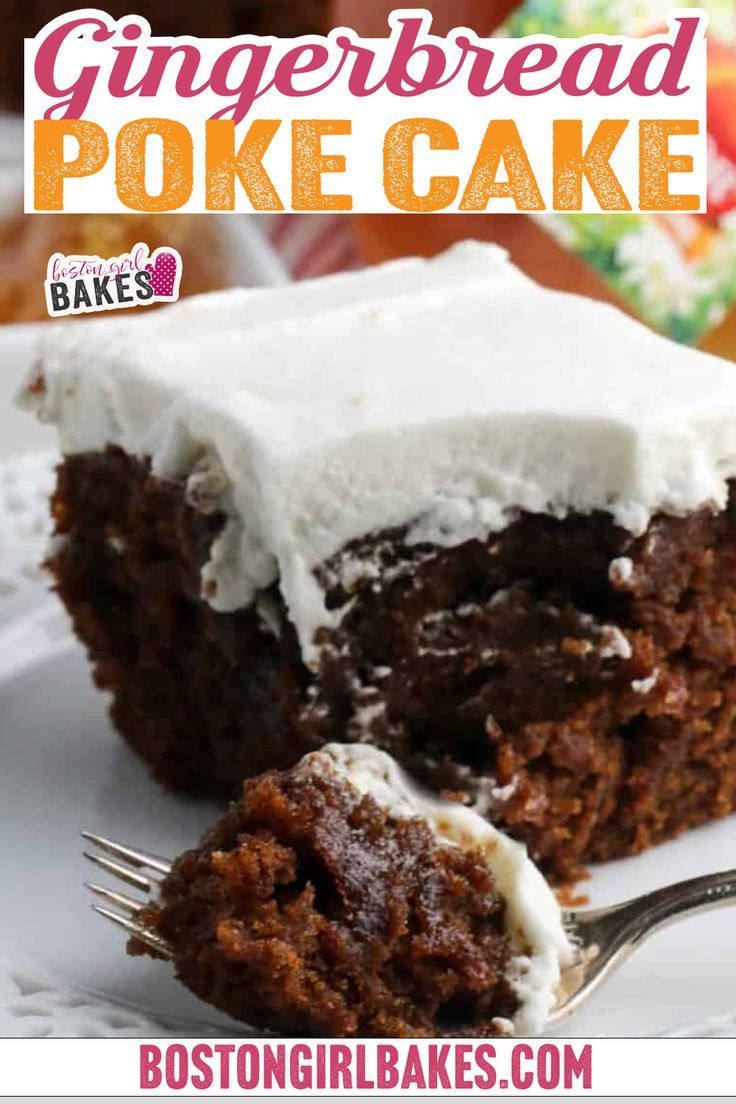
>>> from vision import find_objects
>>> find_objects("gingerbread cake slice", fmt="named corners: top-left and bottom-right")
top-left (132, 743), bottom-right (573, 1037)
top-left (21, 240), bottom-right (736, 879)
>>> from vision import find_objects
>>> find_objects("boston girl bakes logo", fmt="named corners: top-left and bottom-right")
top-left (24, 6), bottom-right (708, 215)
top-left (44, 241), bottom-right (182, 316)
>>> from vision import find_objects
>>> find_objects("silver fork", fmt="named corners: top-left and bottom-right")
top-left (82, 831), bottom-right (736, 1027)
top-left (549, 864), bottom-right (736, 1024)
top-left (82, 830), bottom-right (174, 960)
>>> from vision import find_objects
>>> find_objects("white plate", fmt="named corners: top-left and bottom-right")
top-left (1, 584), bottom-right (736, 1039)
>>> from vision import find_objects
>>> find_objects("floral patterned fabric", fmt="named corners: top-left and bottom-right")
top-left (506, 0), bottom-right (736, 344)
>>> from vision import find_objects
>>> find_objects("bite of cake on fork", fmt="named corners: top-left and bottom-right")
top-left (83, 744), bottom-right (736, 1038)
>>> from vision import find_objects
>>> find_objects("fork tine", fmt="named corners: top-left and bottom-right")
top-left (81, 831), bottom-right (172, 876)
top-left (83, 851), bottom-right (153, 892)
top-left (85, 881), bottom-right (146, 915)
top-left (92, 904), bottom-right (173, 960)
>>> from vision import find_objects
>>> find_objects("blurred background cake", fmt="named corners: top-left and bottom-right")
top-left (0, 0), bottom-right (329, 112)
top-left (0, 211), bottom-right (241, 324)
top-left (0, 0), bottom-right (330, 324)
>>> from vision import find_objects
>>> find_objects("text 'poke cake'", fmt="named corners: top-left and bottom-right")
top-left (21, 241), bottom-right (736, 880)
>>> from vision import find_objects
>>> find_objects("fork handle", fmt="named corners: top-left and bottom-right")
top-left (624, 866), bottom-right (736, 939)
top-left (582, 866), bottom-right (736, 951)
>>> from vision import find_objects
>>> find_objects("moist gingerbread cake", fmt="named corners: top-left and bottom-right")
top-left (131, 744), bottom-right (572, 1036)
top-left (22, 242), bottom-right (736, 881)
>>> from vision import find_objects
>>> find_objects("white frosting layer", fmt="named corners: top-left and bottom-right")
top-left (22, 241), bottom-right (736, 661)
top-left (306, 743), bottom-right (574, 1037)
